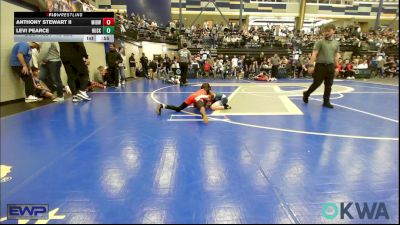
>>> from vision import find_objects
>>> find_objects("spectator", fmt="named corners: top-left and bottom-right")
top-left (281, 56), bottom-right (288, 66)
top-left (10, 41), bottom-right (41, 103)
top-left (384, 62), bottom-right (397, 78)
top-left (96, 66), bottom-right (113, 86)
top-left (148, 60), bottom-right (158, 79)
top-left (171, 58), bottom-right (180, 69)
top-left (106, 43), bottom-right (123, 87)
top-left (376, 52), bottom-right (386, 78)
top-left (357, 59), bottom-right (368, 69)
top-left (118, 47), bottom-right (127, 85)
top-left (336, 58), bottom-right (345, 78)
top-left (140, 53), bottom-right (149, 77)
top-left (129, 53), bottom-right (137, 79)
top-left (344, 59), bottom-right (355, 79)
top-left (31, 67), bottom-right (54, 100)
top-left (37, 42), bottom-right (64, 102)
top-left (203, 60), bottom-right (211, 77)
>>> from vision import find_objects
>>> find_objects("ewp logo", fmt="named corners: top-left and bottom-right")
top-left (7, 204), bottom-right (49, 220)
top-left (322, 202), bottom-right (389, 220)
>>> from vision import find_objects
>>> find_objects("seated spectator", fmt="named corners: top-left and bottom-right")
top-left (96, 66), bottom-right (113, 86)
top-left (260, 61), bottom-right (269, 72)
top-left (281, 56), bottom-right (288, 66)
top-left (357, 59), bottom-right (369, 69)
top-left (236, 67), bottom-right (244, 80)
top-left (344, 59), bottom-right (355, 79)
top-left (223, 61), bottom-right (232, 79)
top-left (191, 59), bottom-right (200, 77)
top-left (352, 59), bottom-right (360, 69)
top-left (336, 59), bottom-right (345, 78)
top-left (31, 67), bottom-right (54, 100)
top-left (384, 62), bottom-right (397, 78)
top-left (171, 59), bottom-right (180, 69)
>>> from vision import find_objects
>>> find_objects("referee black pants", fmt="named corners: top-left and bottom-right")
top-left (179, 62), bottom-right (189, 85)
top-left (304, 63), bottom-right (335, 102)
top-left (271, 65), bottom-right (279, 78)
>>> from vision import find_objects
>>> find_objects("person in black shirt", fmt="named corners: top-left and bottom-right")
top-left (352, 36), bottom-right (361, 57)
top-left (244, 56), bottom-right (252, 79)
top-left (148, 60), bottom-right (158, 79)
top-left (106, 43), bottom-right (123, 87)
top-left (258, 52), bottom-right (264, 66)
top-left (140, 53), bottom-right (149, 77)
top-left (129, 53), bottom-right (137, 79)
top-left (165, 54), bottom-right (171, 73)
top-left (59, 42), bottom-right (91, 102)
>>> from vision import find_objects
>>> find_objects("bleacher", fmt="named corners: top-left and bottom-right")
top-left (188, 47), bottom-right (291, 58)
top-left (116, 28), bottom-right (178, 45)
top-left (187, 48), bottom-right (218, 58)
top-left (385, 48), bottom-right (399, 57)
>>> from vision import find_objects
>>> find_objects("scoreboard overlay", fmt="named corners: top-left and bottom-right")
top-left (14, 12), bottom-right (114, 42)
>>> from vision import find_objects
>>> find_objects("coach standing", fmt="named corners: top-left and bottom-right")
top-left (303, 24), bottom-right (340, 109)
top-left (177, 43), bottom-right (191, 86)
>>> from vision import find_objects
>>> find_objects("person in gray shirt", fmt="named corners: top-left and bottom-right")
top-left (271, 54), bottom-right (280, 78)
top-left (303, 24), bottom-right (340, 109)
top-left (37, 42), bottom-right (64, 102)
top-left (177, 43), bottom-right (191, 86)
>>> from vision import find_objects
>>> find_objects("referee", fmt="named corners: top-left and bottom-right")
top-left (303, 24), bottom-right (340, 108)
top-left (177, 43), bottom-right (191, 86)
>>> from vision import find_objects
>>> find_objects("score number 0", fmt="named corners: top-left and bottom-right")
top-left (103, 18), bottom-right (115, 26)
